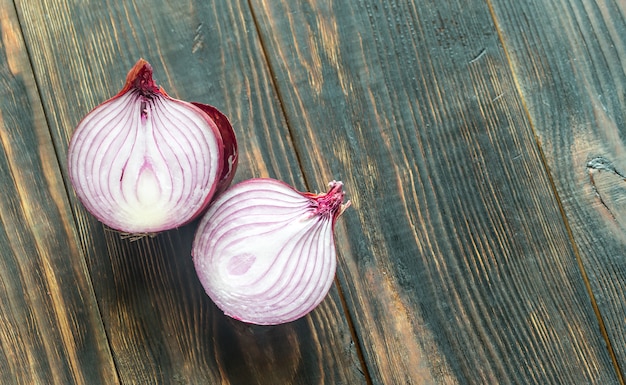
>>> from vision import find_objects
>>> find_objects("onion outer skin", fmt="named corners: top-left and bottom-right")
top-left (192, 178), bottom-right (349, 325)
top-left (68, 59), bottom-right (237, 234)
top-left (190, 102), bottom-right (238, 195)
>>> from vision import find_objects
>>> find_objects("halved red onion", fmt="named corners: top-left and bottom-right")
top-left (192, 178), bottom-right (350, 325)
top-left (68, 59), bottom-right (237, 233)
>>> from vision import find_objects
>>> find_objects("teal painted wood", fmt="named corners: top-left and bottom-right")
top-left (248, 0), bottom-right (620, 383)
top-left (490, 0), bottom-right (626, 379)
top-left (14, 0), bottom-right (365, 383)
top-left (0, 1), bottom-right (118, 383)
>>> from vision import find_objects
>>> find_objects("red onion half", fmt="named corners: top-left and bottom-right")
top-left (192, 178), bottom-right (350, 325)
top-left (68, 59), bottom-right (237, 233)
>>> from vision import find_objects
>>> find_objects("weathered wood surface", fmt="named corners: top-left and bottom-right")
top-left (0, 1), bottom-right (118, 383)
top-left (0, 0), bottom-right (624, 384)
top-left (248, 0), bottom-right (622, 383)
top-left (11, 0), bottom-right (363, 384)
top-left (489, 0), bottom-right (626, 376)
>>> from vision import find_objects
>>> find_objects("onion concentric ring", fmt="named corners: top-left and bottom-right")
top-left (68, 59), bottom-right (236, 233)
top-left (192, 178), bottom-right (349, 325)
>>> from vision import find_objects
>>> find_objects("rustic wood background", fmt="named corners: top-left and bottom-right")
top-left (1, 0), bottom-right (625, 383)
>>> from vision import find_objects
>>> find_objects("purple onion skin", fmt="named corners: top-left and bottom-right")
top-left (67, 59), bottom-right (238, 234)
top-left (192, 178), bottom-right (350, 325)
top-left (190, 102), bottom-right (238, 195)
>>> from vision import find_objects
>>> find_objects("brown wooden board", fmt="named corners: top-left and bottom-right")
top-left (248, 0), bottom-right (621, 383)
top-left (7, 0), bottom-right (626, 383)
top-left (15, 0), bottom-right (365, 383)
top-left (489, 0), bottom-right (626, 379)
top-left (0, 1), bottom-right (118, 384)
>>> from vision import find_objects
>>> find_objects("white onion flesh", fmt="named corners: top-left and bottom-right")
top-left (68, 59), bottom-right (236, 233)
top-left (192, 178), bottom-right (349, 325)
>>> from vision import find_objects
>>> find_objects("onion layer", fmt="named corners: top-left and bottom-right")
top-left (68, 59), bottom-right (237, 233)
top-left (192, 178), bottom-right (350, 325)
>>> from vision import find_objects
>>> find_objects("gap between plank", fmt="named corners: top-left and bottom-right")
top-left (484, 1), bottom-right (626, 383)
top-left (245, 1), bottom-right (374, 384)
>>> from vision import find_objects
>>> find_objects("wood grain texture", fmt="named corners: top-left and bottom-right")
top-left (489, 0), bottom-right (626, 377)
top-left (15, 0), bottom-right (365, 384)
top-left (249, 0), bottom-right (621, 383)
top-left (0, 2), bottom-right (118, 384)
top-left (7, 0), bottom-right (626, 383)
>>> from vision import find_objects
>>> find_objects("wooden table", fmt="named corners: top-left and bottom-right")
top-left (1, 0), bottom-right (625, 383)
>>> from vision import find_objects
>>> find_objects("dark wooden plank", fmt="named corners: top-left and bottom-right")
top-left (0, 2), bottom-right (118, 384)
top-left (15, 0), bottom-right (366, 383)
top-left (249, 0), bottom-right (621, 383)
top-left (489, 0), bottom-right (626, 378)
